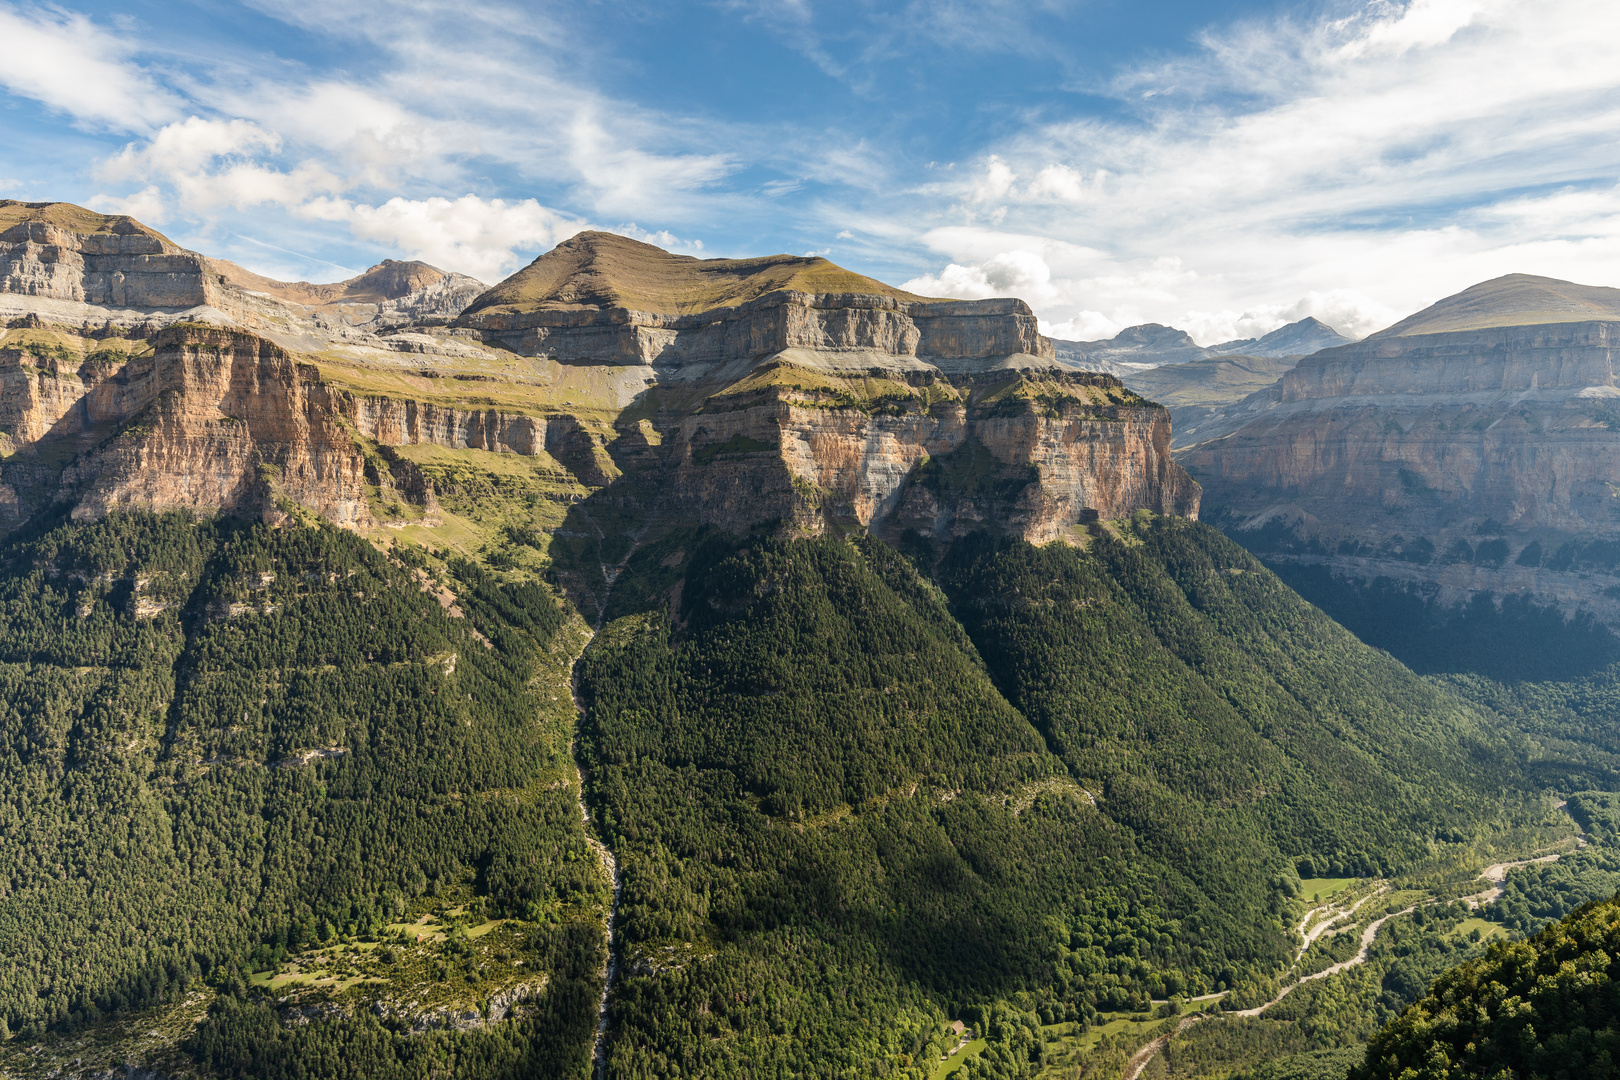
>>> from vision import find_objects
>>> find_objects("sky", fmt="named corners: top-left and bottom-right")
top-left (1, 0), bottom-right (1619, 344)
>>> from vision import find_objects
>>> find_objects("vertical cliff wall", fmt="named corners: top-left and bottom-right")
top-left (1185, 313), bottom-right (1620, 629)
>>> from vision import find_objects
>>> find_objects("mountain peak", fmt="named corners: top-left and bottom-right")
top-left (458, 230), bottom-right (937, 320)
top-left (208, 256), bottom-right (477, 307)
top-left (1372, 273), bottom-right (1620, 337)
top-left (0, 199), bottom-right (179, 249)
top-left (1210, 316), bottom-right (1353, 357)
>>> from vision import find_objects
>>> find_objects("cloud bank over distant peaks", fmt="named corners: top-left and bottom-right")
top-left (0, 0), bottom-right (1615, 337)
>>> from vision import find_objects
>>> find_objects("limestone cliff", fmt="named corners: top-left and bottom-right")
top-left (1185, 275), bottom-right (1620, 627)
top-left (0, 199), bottom-right (488, 354)
top-left (0, 208), bottom-right (1198, 568)
top-left (454, 231), bottom-right (1052, 368)
top-left (659, 367), bottom-right (1197, 542)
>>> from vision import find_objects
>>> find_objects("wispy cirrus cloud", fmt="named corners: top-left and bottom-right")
top-left (899, 0), bottom-right (1620, 341)
top-left (0, 5), bottom-right (182, 131)
top-left (2, 0), bottom-right (1618, 334)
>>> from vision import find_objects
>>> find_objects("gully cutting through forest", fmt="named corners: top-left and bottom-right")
top-left (569, 520), bottom-right (651, 1080)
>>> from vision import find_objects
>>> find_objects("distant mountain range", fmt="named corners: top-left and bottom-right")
top-left (1051, 315), bottom-right (1352, 375)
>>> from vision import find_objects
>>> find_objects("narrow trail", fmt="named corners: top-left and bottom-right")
top-left (1293, 886), bottom-right (1386, 963)
top-left (1123, 1016), bottom-right (1203, 1080)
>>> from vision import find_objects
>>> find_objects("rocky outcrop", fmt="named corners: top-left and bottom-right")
top-left (458, 289), bottom-right (1051, 369)
top-left (0, 210), bottom-right (1200, 552)
top-left (0, 201), bottom-right (489, 358)
top-left (452, 231), bottom-right (1051, 368)
top-left (0, 206), bottom-right (211, 309)
top-left (0, 326), bottom-right (616, 532)
top-left (663, 369), bottom-right (1198, 542)
top-left (1185, 294), bottom-right (1620, 626)
top-left (43, 327), bottom-right (372, 527)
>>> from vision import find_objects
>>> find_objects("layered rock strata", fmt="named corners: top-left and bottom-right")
top-left (459, 288), bottom-right (1051, 369)
top-left (0, 200), bottom-right (488, 357)
top-left (0, 326), bottom-right (619, 531)
top-left (663, 369), bottom-right (1198, 541)
top-left (0, 209), bottom-right (1200, 550)
top-left (1186, 299), bottom-right (1620, 625)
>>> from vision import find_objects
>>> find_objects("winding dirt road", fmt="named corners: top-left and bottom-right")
top-left (1119, 827), bottom-right (1583, 1078)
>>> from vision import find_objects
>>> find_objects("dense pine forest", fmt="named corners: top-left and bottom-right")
top-left (575, 515), bottom-right (1568, 1079)
top-left (2, 507), bottom-right (1617, 1079)
top-left (0, 511), bottom-right (603, 1076)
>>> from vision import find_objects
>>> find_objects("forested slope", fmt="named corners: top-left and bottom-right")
top-left (1355, 893), bottom-right (1620, 1080)
top-left (576, 515), bottom-right (1557, 1079)
top-left (0, 512), bottom-right (603, 1077)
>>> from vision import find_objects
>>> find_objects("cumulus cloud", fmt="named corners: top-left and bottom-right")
top-left (93, 117), bottom-right (345, 221)
top-left (902, 249), bottom-right (1055, 302)
top-left (299, 194), bottom-right (587, 281)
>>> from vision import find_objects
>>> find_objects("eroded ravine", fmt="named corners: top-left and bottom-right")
top-left (570, 534), bottom-right (649, 1080)
top-left (572, 675), bottom-right (622, 1080)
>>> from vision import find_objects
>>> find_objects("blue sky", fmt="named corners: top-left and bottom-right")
top-left (2, 0), bottom-right (1619, 342)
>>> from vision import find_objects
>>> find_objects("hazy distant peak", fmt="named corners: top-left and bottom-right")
top-left (1106, 323), bottom-right (1201, 349)
top-left (1050, 321), bottom-right (1210, 373)
top-left (1372, 273), bottom-right (1620, 338)
top-left (208, 257), bottom-right (483, 308)
top-left (1210, 316), bottom-right (1353, 357)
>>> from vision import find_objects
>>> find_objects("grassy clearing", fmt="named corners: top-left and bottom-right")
top-left (366, 442), bottom-right (596, 570)
top-left (1449, 916), bottom-right (1508, 941)
top-left (1032, 1013), bottom-right (1169, 1077)
top-left (932, 1036), bottom-right (988, 1080)
top-left (309, 348), bottom-right (639, 420)
top-left (1298, 877), bottom-right (1359, 902)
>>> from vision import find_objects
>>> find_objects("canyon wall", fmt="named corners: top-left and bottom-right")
top-left (1185, 319), bottom-right (1620, 625)
top-left (663, 371), bottom-right (1198, 541)
top-left (0, 205), bottom-right (1201, 554)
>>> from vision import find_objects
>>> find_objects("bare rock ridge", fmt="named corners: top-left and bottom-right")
top-left (0, 199), bottom-right (487, 345)
top-left (1185, 273), bottom-right (1620, 628)
top-left (1052, 323), bottom-right (1208, 374)
top-left (0, 203), bottom-right (1198, 549)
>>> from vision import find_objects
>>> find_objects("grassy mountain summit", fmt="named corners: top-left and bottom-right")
top-left (1371, 272), bottom-right (1620, 337)
top-left (456, 229), bottom-right (939, 319)
top-left (0, 199), bottom-right (181, 244)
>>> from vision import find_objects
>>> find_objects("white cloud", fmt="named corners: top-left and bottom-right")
top-left (898, 0), bottom-right (1620, 341)
top-left (94, 117), bottom-right (345, 219)
top-left (299, 195), bottom-right (587, 282)
top-left (0, 5), bottom-right (180, 131)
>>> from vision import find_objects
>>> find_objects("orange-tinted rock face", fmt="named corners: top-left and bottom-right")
top-left (666, 373), bottom-right (1199, 541)
top-left (0, 207), bottom-right (1201, 549)
top-left (1185, 320), bottom-right (1620, 623)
